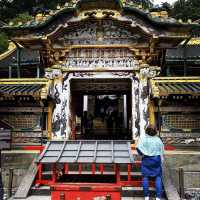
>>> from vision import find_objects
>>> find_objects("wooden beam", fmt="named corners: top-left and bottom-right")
top-left (47, 102), bottom-right (53, 139)
top-left (0, 107), bottom-right (48, 113)
top-left (149, 100), bottom-right (156, 127)
top-left (0, 78), bottom-right (48, 85)
top-left (61, 67), bottom-right (139, 72)
top-left (152, 76), bottom-right (200, 82)
top-left (154, 106), bottom-right (200, 112)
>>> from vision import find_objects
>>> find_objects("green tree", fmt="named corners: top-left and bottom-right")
top-left (171, 0), bottom-right (200, 21)
top-left (131, 0), bottom-right (154, 8)
top-left (11, 12), bottom-right (33, 25)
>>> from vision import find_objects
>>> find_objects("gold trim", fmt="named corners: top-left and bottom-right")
top-left (0, 78), bottom-right (48, 85)
top-left (152, 76), bottom-right (200, 83)
top-left (149, 100), bottom-right (156, 126)
top-left (150, 77), bottom-right (200, 97)
top-left (47, 101), bottom-right (53, 139)
top-left (0, 78), bottom-right (50, 99)
top-left (0, 42), bottom-right (16, 60)
top-left (70, 44), bottom-right (132, 49)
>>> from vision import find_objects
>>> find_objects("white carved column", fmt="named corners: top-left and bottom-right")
top-left (45, 67), bottom-right (63, 138)
top-left (83, 95), bottom-right (88, 112)
top-left (138, 67), bottom-right (159, 138)
top-left (61, 73), bottom-right (72, 139)
top-left (138, 68), bottom-right (149, 138)
top-left (131, 77), bottom-right (139, 139)
top-left (45, 66), bottom-right (72, 139)
top-left (123, 95), bottom-right (127, 129)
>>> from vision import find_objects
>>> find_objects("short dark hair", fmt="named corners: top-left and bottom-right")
top-left (145, 125), bottom-right (157, 136)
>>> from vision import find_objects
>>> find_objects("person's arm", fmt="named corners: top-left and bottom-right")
top-left (136, 147), bottom-right (144, 156)
top-left (136, 137), bottom-right (144, 156)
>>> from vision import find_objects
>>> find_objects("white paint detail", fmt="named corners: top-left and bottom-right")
top-left (139, 68), bottom-right (149, 138)
top-left (83, 95), bottom-right (88, 111)
top-left (131, 77), bottom-right (139, 139)
top-left (52, 78), bottom-right (63, 138)
top-left (50, 70), bottom-right (150, 140)
top-left (62, 74), bottom-right (72, 139)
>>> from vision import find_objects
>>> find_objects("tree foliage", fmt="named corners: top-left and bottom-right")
top-left (0, 0), bottom-right (67, 22)
top-left (129, 0), bottom-right (154, 8)
top-left (11, 12), bottom-right (33, 25)
top-left (171, 0), bottom-right (200, 21)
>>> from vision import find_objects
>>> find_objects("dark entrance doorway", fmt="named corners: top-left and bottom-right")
top-left (70, 78), bottom-right (132, 140)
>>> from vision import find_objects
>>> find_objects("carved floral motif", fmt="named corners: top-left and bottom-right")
top-left (58, 20), bottom-right (143, 45)
top-left (63, 48), bottom-right (139, 69)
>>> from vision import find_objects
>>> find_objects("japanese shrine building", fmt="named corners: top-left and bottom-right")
top-left (0, 0), bottom-right (200, 147)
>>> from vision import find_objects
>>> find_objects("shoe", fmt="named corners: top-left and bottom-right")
top-left (145, 197), bottom-right (149, 200)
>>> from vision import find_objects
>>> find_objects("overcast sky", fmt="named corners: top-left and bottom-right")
top-left (153, 0), bottom-right (177, 5)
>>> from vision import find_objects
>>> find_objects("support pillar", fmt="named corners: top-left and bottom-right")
top-left (139, 69), bottom-right (149, 138)
top-left (47, 101), bottom-right (53, 139)
top-left (131, 77), bottom-right (139, 139)
top-left (52, 77), bottom-right (63, 138)
top-left (49, 68), bottom-right (72, 139)
top-left (61, 73), bottom-right (72, 139)
top-left (83, 95), bottom-right (88, 112)
top-left (138, 67), bottom-right (159, 138)
top-left (123, 95), bottom-right (127, 129)
top-left (149, 100), bottom-right (156, 127)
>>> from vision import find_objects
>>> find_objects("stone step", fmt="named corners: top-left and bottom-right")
top-left (42, 171), bottom-right (141, 176)
top-left (30, 186), bottom-right (51, 196)
top-left (30, 185), bottom-right (165, 198)
top-left (14, 159), bottom-right (38, 199)
top-left (121, 187), bottom-right (166, 198)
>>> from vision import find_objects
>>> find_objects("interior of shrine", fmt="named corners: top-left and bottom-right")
top-left (70, 78), bottom-right (132, 140)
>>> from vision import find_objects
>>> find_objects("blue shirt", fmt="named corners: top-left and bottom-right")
top-left (136, 135), bottom-right (164, 156)
top-left (136, 135), bottom-right (164, 177)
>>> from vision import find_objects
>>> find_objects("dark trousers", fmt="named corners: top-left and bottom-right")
top-left (143, 176), bottom-right (162, 198)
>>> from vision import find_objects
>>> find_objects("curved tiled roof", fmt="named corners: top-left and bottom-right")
top-left (150, 77), bottom-right (200, 98)
top-left (0, 47), bottom-right (40, 68)
top-left (1, 0), bottom-right (199, 31)
top-left (0, 78), bottom-right (49, 99)
top-left (2, 8), bottom-right (75, 31)
top-left (123, 6), bottom-right (199, 28)
top-left (180, 38), bottom-right (200, 45)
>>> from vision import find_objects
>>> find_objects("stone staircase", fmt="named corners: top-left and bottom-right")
top-left (11, 146), bottom-right (180, 200)
top-left (28, 161), bottom-right (168, 200)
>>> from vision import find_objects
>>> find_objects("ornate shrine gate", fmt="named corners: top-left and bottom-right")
top-left (46, 47), bottom-right (157, 140)
top-left (42, 15), bottom-right (167, 140)
top-left (3, 1), bottom-right (196, 199)
top-left (5, 0), bottom-right (192, 141)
